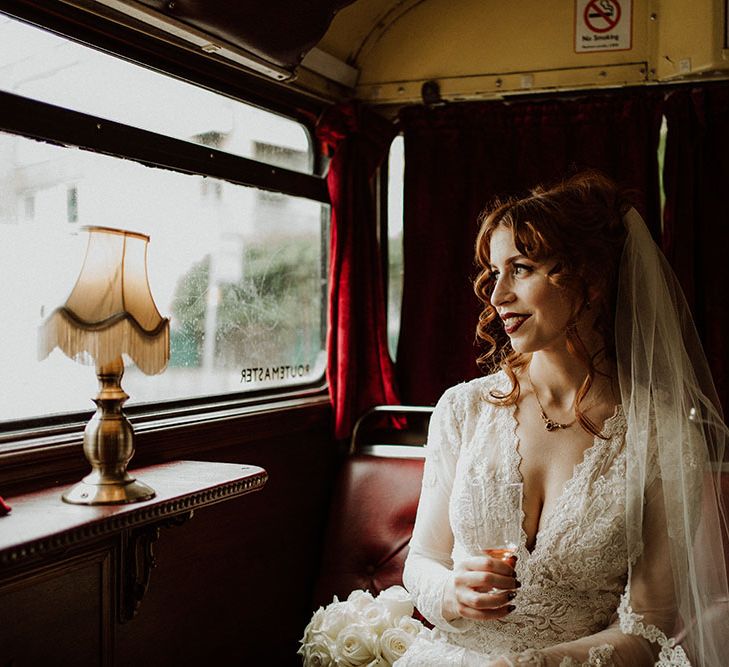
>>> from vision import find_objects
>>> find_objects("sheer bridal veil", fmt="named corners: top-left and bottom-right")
top-left (616, 208), bottom-right (729, 666)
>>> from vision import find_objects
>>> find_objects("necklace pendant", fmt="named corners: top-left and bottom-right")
top-left (544, 418), bottom-right (560, 432)
top-left (532, 375), bottom-right (576, 432)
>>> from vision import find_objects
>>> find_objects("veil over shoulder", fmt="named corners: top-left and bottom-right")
top-left (616, 208), bottom-right (729, 665)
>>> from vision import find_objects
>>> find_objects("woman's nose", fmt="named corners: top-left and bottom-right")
top-left (490, 276), bottom-right (512, 306)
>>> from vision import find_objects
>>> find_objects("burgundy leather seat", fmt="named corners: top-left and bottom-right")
top-left (312, 453), bottom-right (424, 606)
top-left (312, 406), bottom-right (430, 607)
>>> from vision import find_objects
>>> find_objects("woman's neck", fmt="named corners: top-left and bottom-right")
top-left (527, 352), bottom-right (584, 407)
top-left (526, 348), bottom-right (616, 411)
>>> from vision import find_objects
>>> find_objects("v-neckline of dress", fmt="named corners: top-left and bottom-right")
top-left (503, 401), bottom-right (625, 558)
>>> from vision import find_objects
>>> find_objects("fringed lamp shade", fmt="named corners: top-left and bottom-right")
top-left (39, 226), bottom-right (169, 374)
top-left (38, 226), bottom-right (169, 505)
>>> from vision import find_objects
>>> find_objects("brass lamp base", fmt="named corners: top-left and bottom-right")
top-left (63, 476), bottom-right (155, 505)
top-left (62, 357), bottom-right (155, 506)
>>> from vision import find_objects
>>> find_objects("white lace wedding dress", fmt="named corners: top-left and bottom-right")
top-left (395, 372), bottom-right (682, 667)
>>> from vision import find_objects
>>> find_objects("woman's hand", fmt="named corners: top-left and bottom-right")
top-left (442, 554), bottom-right (518, 621)
top-left (485, 659), bottom-right (515, 667)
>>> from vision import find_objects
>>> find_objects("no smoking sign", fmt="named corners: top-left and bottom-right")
top-left (575, 0), bottom-right (632, 52)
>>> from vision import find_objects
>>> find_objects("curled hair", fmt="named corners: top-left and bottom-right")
top-left (474, 170), bottom-right (631, 437)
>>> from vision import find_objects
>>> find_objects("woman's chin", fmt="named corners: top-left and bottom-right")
top-left (508, 336), bottom-right (532, 354)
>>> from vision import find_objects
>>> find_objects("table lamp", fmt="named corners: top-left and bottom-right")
top-left (39, 226), bottom-right (169, 505)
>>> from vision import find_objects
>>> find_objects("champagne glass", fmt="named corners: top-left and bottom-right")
top-left (471, 480), bottom-right (523, 561)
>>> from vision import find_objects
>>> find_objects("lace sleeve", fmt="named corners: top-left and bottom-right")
top-left (402, 386), bottom-right (469, 633)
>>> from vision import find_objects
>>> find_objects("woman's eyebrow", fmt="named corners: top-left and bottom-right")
top-left (490, 253), bottom-right (530, 269)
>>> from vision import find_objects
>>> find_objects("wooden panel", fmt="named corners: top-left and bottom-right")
top-left (0, 549), bottom-right (112, 666)
top-left (116, 425), bottom-right (339, 667)
top-left (0, 401), bottom-right (335, 667)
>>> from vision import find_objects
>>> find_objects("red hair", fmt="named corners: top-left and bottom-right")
top-left (474, 171), bottom-right (631, 437)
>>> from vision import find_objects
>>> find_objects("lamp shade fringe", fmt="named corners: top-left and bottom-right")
top-left (39, 307), bottom-right (170, 375)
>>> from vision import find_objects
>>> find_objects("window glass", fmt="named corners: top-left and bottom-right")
top-left (0, 131), bottom-right (327, 422)
top-left (0, 15), bottom-right (313, 174)
top-left (387, 135), bottom-right (404, 360)
top-left (658, 114), bottom-right (667, 231)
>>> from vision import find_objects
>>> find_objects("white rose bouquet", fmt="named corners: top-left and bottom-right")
top-left (298, 586), bottom-right (430, 666)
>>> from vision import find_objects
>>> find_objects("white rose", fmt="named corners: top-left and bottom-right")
top-left (360, 600), bottom-right (392, 634)
top-left (299, 633), bottom-right (336, 667)
top-left (320, 601), bottom-right (355, 641)
top-left (396, 615), bottom-right (426, 638)
top-left (347, 588), bottom-right (376, 611)
top-left (376, 586), bottom-right (414, 621)
top-left (380, 626), bottom-right (415, 663)
top-left (301, 606), bottom-right (327, 644)
top-left (365, 657), bottom-right (389, 667)
top-left (335, 622), bottom-right (379, 666)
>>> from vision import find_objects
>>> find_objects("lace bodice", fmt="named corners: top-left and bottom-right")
top-left (411, 372), bottom-right (627, 655)
top-left (396, 373), bottom-right (685, 666)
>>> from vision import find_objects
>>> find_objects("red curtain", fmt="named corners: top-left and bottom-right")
top-left (396, 91), bottom-right (664, 405)
top-left (317, 103), bottom-right (400, 440)
top-left (663, 85), bottom-right (729, 416)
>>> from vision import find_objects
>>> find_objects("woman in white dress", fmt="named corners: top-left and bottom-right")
top-left (395, 172), bottom-right (729, 666)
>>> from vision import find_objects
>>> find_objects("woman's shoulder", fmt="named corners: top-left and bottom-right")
top-left (437, 370), bottom-right (511, 415)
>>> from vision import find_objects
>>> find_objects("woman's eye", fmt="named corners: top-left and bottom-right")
top-left (512, 263), bottom-right (532, 276)
top-left (490, 269), bottom-right (500, 281)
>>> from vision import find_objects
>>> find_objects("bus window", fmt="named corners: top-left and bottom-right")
top-left (0, 15), bottom-right (328, 424)
top-left (387, 135), bottom-right (404, 360)
top-left (0, 16), bottom-right (313, 174)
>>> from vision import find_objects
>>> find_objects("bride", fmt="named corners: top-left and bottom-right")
top-left (394, 172), bottom-right (728, 666)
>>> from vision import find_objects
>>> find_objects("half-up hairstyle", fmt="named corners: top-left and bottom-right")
top-left (474, 170), bottom-right (631, 437)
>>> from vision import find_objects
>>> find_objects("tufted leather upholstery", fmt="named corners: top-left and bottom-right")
top-left (312, 406), bottom-right (432, 607)
top-left (312, 453), bottom-right (424, 607)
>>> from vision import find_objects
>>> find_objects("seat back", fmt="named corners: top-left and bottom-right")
top-left (312, 406), bottom-right (431, 607)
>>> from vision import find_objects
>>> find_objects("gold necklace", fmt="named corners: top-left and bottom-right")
top-left (528, 369), bottom-right (576, 432)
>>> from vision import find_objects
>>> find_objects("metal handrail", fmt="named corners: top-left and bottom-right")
top-left (349, 404), bottom-right (434, 455)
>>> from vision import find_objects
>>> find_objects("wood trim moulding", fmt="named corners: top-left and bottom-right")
top-left (0, 395), bottom-right (331, 493)
top-left (357, 62), bottom-right (649, 106)
top-left (0, 391), bottom-right (331, 450)
top-left (0, 460), bottom-right (267, 571)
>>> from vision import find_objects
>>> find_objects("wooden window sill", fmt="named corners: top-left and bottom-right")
top-left (0, 460), bottom-right (267, 570)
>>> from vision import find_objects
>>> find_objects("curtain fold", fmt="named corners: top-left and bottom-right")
top-left (663, 85), bottom-right (729, 417)
top-left (396, 91), bottom-right (663, 405)
top-left (317, 103), bottom-right (400, 440)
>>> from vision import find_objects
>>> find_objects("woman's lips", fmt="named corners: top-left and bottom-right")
top-left (501, 314), bottom-right (530, 335)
